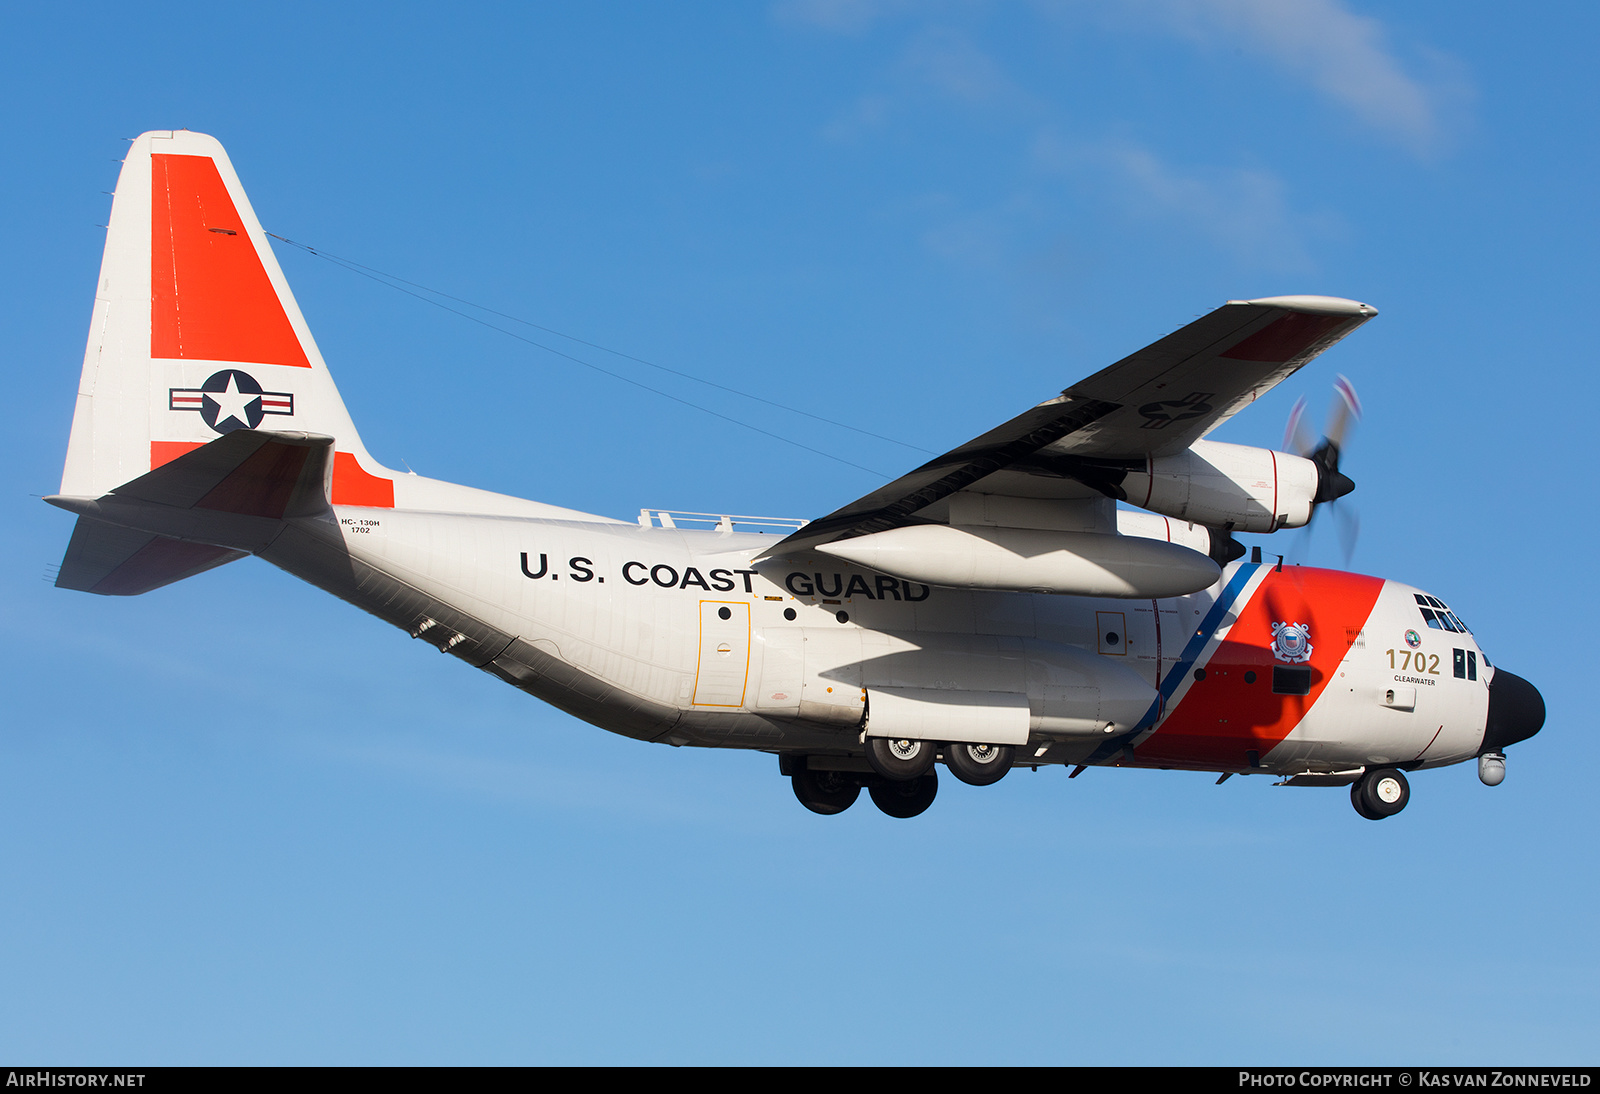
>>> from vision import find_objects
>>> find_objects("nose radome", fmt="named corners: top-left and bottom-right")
top-left (1482, 670), bottom-right (1546, 752)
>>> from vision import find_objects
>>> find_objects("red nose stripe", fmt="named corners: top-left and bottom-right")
top-left (150, 154), bottom-right (311, 369)
top-left (1135, 566), bottom-right (1383, 769)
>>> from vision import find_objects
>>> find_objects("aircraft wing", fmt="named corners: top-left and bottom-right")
top-left (771, 295), bottom-right (1375, 554)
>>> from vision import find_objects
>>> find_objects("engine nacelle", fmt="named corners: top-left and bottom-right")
top-left (1121, 439), bottom-right (1318, 533)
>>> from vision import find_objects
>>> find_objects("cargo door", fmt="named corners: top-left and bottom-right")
top-left (692, 600), bottom-right (751, 707)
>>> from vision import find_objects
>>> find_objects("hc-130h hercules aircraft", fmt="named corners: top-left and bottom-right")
top-left (48, 131), bottom-right (1545, 820)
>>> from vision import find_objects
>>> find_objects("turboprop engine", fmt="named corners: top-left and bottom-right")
top-left (1118, 438), bottom-right (1323, 533)
top-left (812, 523), bottom-right (1220, 598)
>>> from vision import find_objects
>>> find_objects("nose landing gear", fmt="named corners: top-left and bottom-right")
top-left (1351, 767), bottom-right (1410, 820)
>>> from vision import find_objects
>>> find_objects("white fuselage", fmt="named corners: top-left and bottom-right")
top-left (286, 502), bottom-right (1492, 776)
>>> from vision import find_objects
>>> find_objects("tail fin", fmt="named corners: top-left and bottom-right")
top-left (62, 130), bottom-right (395, 508)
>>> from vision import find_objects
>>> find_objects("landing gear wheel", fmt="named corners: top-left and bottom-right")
top-left (867, 736), bottom-right (936, 781)
top-left (791, 769), bottom-right (861, 815)
top-left (1352, 767), bottom-right (1410, 819)
top-left (868, 771), bottom-right (939, 819)
top-left (1350, 783), bottom-right (1381, 820)
top-left (944, 742), bottom-right (1015, 786)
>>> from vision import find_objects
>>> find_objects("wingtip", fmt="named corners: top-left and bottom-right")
top-left (1228, 295), bottom-right (1377, 318)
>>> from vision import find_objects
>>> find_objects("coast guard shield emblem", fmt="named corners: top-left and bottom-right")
top-left (1270, 621), bottom-right (1313, 664)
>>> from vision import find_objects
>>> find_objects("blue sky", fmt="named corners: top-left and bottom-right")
top-left (2, 1), bottom-right (1596, 1064)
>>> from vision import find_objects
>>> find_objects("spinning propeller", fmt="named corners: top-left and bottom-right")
top-left (1284, 375), bottom-right (1362, 563)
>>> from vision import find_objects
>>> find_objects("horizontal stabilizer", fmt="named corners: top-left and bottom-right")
top-left (104, 429), bottom-right (334, 519)
top-left (48, 430), bottom-right (337, 595)
top-left (55, 518), bottom-right (247, 596)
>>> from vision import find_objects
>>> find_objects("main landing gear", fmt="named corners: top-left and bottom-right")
top-left (866, 737), bottom-right (936, 781)
top-left (867, 772), bottom-right (939, 818)
top-left (1350, 767), bottom-right (1410, 820)
top-left (790, 767), bottom-right (860, 815)
top-left (944, 742), bottom-right (1016, 786)
top-left (790, 763), bottom-right (940, 819)
top-left (787, 738), bottom-right (1016, 819)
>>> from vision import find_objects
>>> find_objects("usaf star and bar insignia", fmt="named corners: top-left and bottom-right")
top-left (169, 369), bottom-right (294, 434)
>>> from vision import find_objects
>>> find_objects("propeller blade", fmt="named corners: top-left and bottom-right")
top-left (1286, 375), bottom-right (1361, 505)
top-left (1334, 503), bottom-right (1361, 565)
top-left (1284, 395), bottom-right (1316, 457)
top-left (1290, 514), bottom-right (1317, 566)
top-left (1326, 374), bottom-right (1362, 451)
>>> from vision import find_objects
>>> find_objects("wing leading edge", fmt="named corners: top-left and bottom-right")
top-left (767, 295), bottom-right (1375, 556)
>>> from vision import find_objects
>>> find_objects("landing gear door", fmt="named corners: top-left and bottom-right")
top-left (692, 601), bottom-right (751, 708)
top-left (866, 686), bottom-right (1030, 745)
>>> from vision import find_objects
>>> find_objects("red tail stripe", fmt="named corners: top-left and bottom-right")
top-left (330, 451), bottom-right (394, 508)
top-left (150, 441), bottom-right (203, 469)
top-left (150, 154), bottom-right (311, 369)
top-left (148, 441), bottom-right (394, 509)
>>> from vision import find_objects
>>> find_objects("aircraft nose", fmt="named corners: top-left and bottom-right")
top-left (1481, 669), bottom-right (1546, 752)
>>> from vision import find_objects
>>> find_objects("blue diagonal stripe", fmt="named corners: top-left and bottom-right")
top-left (1136, 562), bottom-right (1261, 729)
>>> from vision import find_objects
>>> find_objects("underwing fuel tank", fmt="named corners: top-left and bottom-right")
top-left (813, 524), bottom-right (1221, 598)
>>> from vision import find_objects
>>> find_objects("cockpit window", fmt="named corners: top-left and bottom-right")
top-left (1415, 593), bottom-right (1471, 634)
